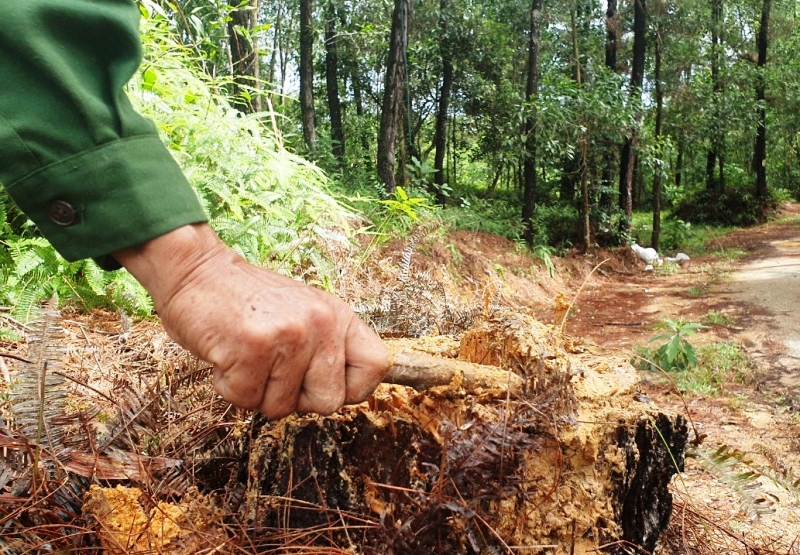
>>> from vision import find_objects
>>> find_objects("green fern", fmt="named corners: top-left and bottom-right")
top-left (690, 444), bottom-right (778, 517)
top-left (133, 5), bottom-right (357, 282)
top-left (0, 3), bottom-right (360, 325)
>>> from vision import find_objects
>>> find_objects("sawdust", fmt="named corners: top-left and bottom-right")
top-left (83, 485), bottom-right (226, 554)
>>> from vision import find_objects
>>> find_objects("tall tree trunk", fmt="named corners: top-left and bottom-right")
top-left (377, 0), bottom-right (411, 192)
top-left (559, 156), bottom-right (579, 205)
top-left (560, 1), bottom-right (581, 209)
top-left (754, 0), bottom-right (771, 208)
top-left (299, 0), bottom-right (317, 155)
top-left (651, 21), bottom-right (664, 251)
top-left (605, 0), bottom-right (618, 71)
top-left (227, 0), bottom-right (261, 114)
top-left (580, 137), bottom-right (591, 250)
top-left (350, 70), bottom-right (371, 157)
top-left (267, 0), bottom-right (280, 101)
top-left (600, 0), bottom-right (619, 216)
top-left (522, 0), bottom-right (544, 245)
top-left (570, 0), bottom-right (592, 250)
top-left (324, 1), bottom-right (345, 163)
top-left (618, 0), bottom-right (646, 221)
top-left (451, 108), bottom-right (458, 188)
top-left (432, 0), bottom-right (453, 206)
top-left (706, 0), bottom-right (723, 190)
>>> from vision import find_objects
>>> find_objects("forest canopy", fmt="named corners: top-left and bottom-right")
top-left (167, 0), bottom-right (794, 249)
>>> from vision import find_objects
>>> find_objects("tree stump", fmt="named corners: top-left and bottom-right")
top-left (243, 311), bottom-right (687, 554)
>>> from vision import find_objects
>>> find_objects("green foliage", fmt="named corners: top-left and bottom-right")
top-left (379, 186), bottom-right (435, 229)
top-left (637, 333), bottom-right (751, 396)
top-left (701, 310), bottom-right (735, 327)
top-left (441, 193), bottom-right (524, 241)
top-left (532, 245), bottom-right (556, 279)
top-left (635, 317), bottom-right (705, 373)
top-left (136, 3), bottom-right (357, 279)
top-left (678, 341), bottom-right (751, 394)
top-left (530, 203), bottom-right (581, 248)
top-left (407, 156), bottom-right (444, 196)
top-left (672, 186), bottom-right (778, 227)
top-left (0, 2), bottom-right (359, 324)
top-left (0, 190), bottom-right (154, 327)
top-left (659, 219), bottom-right (693, 252)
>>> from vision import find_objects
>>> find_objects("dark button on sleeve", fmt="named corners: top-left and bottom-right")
top-left (45, 200), bottom-right (78, 226)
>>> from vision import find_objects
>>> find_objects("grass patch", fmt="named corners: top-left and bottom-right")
top-left (702, 310), bottom-right (735, 327)
top-left (712, 247), bottom-right (749, 262)
top-left (686, 286), bottom-right (709, 296)
top-left (636, 340), bottom-right (752, 395)
top-left (630, 210), bottom-right (737, 255)
top-left (440, 193), bottom-right (524, 241)
top-left (676, 341), bottom-right (752, 394)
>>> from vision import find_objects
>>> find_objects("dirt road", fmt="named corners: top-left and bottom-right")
top-left (568, 207), bottom-right (800, 392)
top-left (560, 208), bottom-right (800, 553)
top-left (726, 235), bottom-right (800, 389)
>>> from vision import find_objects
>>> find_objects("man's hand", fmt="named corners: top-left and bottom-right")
top-left (113, 223), bottom-right (390, 418)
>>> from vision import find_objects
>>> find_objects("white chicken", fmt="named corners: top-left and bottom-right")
top-left (631, 242), bottom-right (662, 270)
top-left (665, 253), bottom-right (691, 264)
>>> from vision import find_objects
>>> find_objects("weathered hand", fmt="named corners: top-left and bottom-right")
top-left (114, 224), bottom-right (389, 418)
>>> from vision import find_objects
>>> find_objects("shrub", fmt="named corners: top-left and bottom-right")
top-left (672, 186), bottom-right (778, 227)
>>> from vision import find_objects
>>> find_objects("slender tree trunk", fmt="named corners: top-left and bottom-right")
top-left (651, 22), bottom-right (664, 251)
top-left (276, 2), bottom-right (291, 105)
top-left (754, 0), bottom-right (771, 208)
top-left (350, 71), bottom-right (371, 157)
top-left (486, 167), bottom-right (502, 196)
top-left (377, 0), bottom-right (411, 192)
top-left (227, 0), bottom-right (261, 114)
top-left (570, 2), bottom-right (582, 83)
top-left (267, 0), bottom-right (280, 100)
top-left (522, 0), bottom-right (544, 245)
top-left (619, 0), bottom-right (646, 221)
top-left (560, 1), bottom-right (581, 209)
top-left (675, 142), bottom-right (684, 190)
top-left (451, 108), bottom-right (457, 188)
top-left (299, 0), bottom-right (317, 155)
top-left (600, 0), bottom-right (619, 216)
top-left (580, 137), bottom-right (590, 249)
top-left (324, 1), bottom-right (345, 163)
top-left (605, 0), bottom-right (618, 71)
top-left (706, 0), bottom-right (723, 190)
top-left (432, 0), bottom-right (453, 205)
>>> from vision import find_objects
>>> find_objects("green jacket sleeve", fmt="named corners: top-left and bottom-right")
top-left (0, 0), bottom-right (208, 270)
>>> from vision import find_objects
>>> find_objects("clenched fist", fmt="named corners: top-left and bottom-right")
top-left (114, 223), bottom-right (389, 418)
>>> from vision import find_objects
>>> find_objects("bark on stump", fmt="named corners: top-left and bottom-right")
top-left (243, 311), bottom-right (687, 554)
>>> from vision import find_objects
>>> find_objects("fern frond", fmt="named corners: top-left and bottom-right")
top-left (8, 307), bottom-right (88, 461)
top-left (690, 444), bottom-right (776, 517)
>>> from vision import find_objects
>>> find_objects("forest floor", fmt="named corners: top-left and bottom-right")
top-left (6, 204), bottom-right (800, 553)
top-left (415, 203), bottom-right (800, 553)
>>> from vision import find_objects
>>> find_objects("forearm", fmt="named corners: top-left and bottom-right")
top-left (112, 223), bottom-right (231, 312)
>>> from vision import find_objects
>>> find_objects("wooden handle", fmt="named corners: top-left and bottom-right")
top-left (383, 347), bottom-right (523, 395)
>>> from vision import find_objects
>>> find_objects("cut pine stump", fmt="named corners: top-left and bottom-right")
top-left (243, 311), bottom-right (687, 554)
